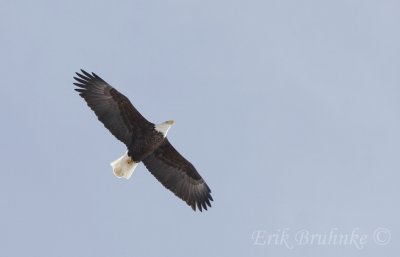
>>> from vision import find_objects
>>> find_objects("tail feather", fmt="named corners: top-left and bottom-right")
top-left (110, 152), bottom-right (138, 179)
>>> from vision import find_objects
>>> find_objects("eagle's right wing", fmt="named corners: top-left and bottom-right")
top-left (74, 69), bottom-right (153, 146)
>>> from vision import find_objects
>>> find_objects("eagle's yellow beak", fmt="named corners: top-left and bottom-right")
top-left (165, 120), bottom-right (175, 125)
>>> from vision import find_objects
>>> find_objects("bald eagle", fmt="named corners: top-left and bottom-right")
top-left (74, 70), bottom-right (212, 211)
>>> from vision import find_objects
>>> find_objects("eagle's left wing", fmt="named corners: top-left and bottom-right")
top-left (142, 139), bottom-right (213, 211)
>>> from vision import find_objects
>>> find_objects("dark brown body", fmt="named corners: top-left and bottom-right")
top-left (128, 129), bottom-right (164, 162)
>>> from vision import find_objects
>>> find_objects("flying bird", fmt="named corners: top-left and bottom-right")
top-left (73, 70), bottom-right (212, 211)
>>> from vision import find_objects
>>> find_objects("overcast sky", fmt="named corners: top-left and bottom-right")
top-left (1, 1), bottom-right (399, 256)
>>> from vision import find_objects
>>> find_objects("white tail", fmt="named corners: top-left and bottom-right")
top-left (110, 152), bottom-right (138, 179)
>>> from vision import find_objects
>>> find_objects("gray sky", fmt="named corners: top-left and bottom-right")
top-left (1, 0), bottom-right (399, 256)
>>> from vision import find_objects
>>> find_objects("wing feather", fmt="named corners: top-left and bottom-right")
top-left (73, 69), bottom-right (152, 146)
top-left (142, 139), bottom-right (213, 211)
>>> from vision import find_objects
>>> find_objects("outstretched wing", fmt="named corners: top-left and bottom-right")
top-left (142, 139), bottom-right (213, 211)
top-left (74, 69), bottom-right (153, 146)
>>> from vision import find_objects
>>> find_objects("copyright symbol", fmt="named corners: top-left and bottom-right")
top-left (373, 227), bottom-right (391, 246)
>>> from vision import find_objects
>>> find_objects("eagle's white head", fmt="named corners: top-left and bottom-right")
top-left (155, 120), bottom-right (175, 137)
